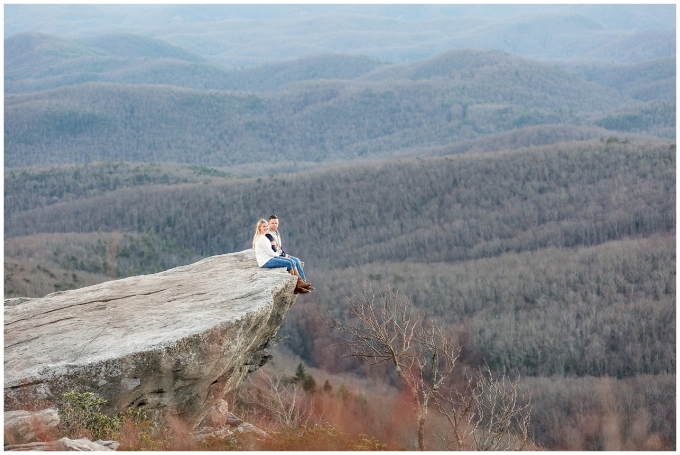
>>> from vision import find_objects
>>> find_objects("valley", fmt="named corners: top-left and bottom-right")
top-left (4, 7), bottom-right (675, 448)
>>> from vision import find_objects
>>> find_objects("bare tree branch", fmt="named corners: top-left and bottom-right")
top-left (435, 365), bottom-right (535, 451)
top-left (237, 370), bottom-right (318, 430)
top-left (324, 281), bottom-right (536, 451)
top-left (322, 282), bottom-right (462, 450)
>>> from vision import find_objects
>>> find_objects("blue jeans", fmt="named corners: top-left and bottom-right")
top-left (287, 256), bottom-right (306, 281)
top-left (262, 256), bottom-right (306, 281)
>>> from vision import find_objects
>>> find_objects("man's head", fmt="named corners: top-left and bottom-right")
top-left (268, 215), bottom-right (279, 231)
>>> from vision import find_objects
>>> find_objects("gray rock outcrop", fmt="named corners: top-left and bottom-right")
top-left (4, 250), bottom-right (297, 429)
top-left (4, 408), bottom-right (60, 445)
top-left (5, 437), bottom-right (115, 451)
top-left (203, 399), bottom-right (231, 427)
top-left (192, 422), bottom-right (271, 444)
top-left (92, 440), bottom-right (120, 451)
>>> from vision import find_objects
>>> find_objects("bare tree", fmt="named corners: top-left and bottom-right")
top-left (325, 282), bottom-right (536, 451)
top-left (434, 365), bottom-right (535, 451)
top-left (324, 283), bottom-right (460, 450)
top-left (237, 370), bottom-right (317, 430)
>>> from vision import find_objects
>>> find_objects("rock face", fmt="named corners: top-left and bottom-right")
top-left (199, 399), bottom-right (238, 428)
top-left (4, 250), bottom-right (297, 428)
top-left (193, 398), bottom-right (269, 443)
top-left (4, 408), bottom-right (60, 445)
top-left (5, 437), bottom-right (115, 451)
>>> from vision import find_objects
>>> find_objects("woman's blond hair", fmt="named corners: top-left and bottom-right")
top-left (252, 219), bottom-right (268, 248)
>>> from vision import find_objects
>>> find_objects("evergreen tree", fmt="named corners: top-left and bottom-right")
top-left (293, 363), bottom-right (306, 383)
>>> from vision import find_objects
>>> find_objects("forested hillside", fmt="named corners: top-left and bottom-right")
top-left (560, 56), bottom-right (676, 102)
top-left (4, 231), bottom-right (200, 298)
top-left (4, 161), bottom-right (238, 218)
top-left (7, 48), bottom-right (670, 169)
top-left (7, 140), bottom-right (673, 268)
top-left (285, 236), bottom-right (674, 379)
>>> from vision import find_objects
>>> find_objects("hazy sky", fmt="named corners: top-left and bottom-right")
top-left (4, 4), bottom-right (675, 66)
top-left (5, 4), bottom-right (674, 37)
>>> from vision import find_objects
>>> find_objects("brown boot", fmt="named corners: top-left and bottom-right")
top-left (296, 277), bottom-right (315, 291)
top-left (294, 286), bottom-right (310, 294)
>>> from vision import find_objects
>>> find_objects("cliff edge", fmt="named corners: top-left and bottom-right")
top-left (4, 249), bottom-right (297, 428)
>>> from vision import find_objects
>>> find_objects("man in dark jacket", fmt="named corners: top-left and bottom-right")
top-left (266, 215), bottom-right (314, 291)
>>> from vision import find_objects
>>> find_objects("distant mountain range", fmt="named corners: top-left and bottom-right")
top-left (5, 32), bottom-right (389, 94)
top-left (6, 4), bottom-right (674, 170)
top-left (4, 4), bottom-right (675, 67)
top-left (558, 57), bottom-right (676, 102)
top-left (5, 37), bottom-right (674, 169)
top-left (6, 30), bottom-right (675, 103)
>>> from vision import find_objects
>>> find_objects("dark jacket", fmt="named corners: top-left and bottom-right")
top-left (265, 233), bottom-right (285, 256)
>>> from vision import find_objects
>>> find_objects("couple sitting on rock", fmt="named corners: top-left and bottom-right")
top-left (252, 215), bottom-right (314, 294)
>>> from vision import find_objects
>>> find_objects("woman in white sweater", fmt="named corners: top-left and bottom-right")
top-left (252, 219), bottom-right (311, 293)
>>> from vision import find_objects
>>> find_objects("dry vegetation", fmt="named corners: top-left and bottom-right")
top-left (324, 284), bottom-right (464, 450)
top-left (6, 355), bottom-right (674, 450)
top-left (323, 283), bottom-right (536, 450)
top-left (231, 349), bottom-right (674, 450)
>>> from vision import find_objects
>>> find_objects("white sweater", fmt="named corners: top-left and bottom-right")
top-left (254, 234), bottom-right (279, 267)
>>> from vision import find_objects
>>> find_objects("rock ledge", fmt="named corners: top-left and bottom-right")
top-left (4, 250), bottom-right (296, 428)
